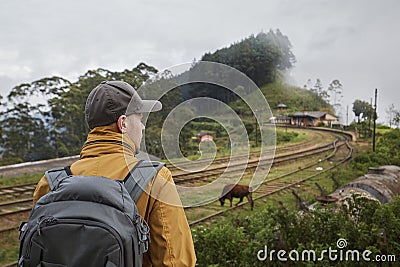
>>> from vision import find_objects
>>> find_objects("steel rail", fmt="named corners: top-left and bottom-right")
top-left (174, 142), bottom-right (336, 185)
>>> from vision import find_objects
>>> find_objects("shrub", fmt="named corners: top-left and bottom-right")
top-left (192, 196), bottom-right (400, 266)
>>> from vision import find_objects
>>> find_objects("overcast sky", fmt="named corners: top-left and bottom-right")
top-left (1, 0), bottom-right (399, 124)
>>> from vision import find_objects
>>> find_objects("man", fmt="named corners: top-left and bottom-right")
top-left (33, 80), bottom-right (196, 266)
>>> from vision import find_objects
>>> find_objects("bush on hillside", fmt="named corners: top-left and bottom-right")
top-left (193, 196), bottom-right (400, 266)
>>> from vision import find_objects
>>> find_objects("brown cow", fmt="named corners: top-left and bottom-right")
top-left (219, 184), bottom-right (254, 210)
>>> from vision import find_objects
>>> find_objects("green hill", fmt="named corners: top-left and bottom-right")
top-left (228, 80), bottom-right (334, 118)
top-left (261, 81), bottom-right (334, 114)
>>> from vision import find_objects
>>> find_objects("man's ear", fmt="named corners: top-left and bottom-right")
top-left (117, 115), bottom-right (127, 133)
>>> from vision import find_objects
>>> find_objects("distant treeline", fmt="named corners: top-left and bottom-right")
top-left (0, 29), bottom-right (306, 165)
top-left (0, 63), bottom-right (166, 165)
top-left (186, 29), bottom-right (296, 103)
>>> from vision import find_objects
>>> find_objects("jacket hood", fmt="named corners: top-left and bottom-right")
top-left (80, 126), bottom-right (137, 160)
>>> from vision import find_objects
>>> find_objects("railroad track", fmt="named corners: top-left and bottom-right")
top-left (174, 141), bottom-right (336, 186)
top-left (166, 128), bottom-right (328, 173)
top-left (187, 138), bottom-right (353, 226)
top-left (0, 184), bottom-right (36, 203)
top-left (0, 198), bottom-right (32, 213)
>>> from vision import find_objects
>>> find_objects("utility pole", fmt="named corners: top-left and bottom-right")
top-left (346, 105), bottom-right (349, 127)
top-left (372, 88), bottom-right (378, 152)
top-left (368, 97), bottom-right (372, 136)
top-left (255, 109), bottom-right (259, 147)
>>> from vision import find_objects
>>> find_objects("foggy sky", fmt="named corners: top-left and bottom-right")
top-left (1, 0), bottom-right (399, 124)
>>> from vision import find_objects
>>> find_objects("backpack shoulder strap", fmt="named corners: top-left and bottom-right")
top-left (45, 166), bottom-right (72, 190)
top-left (124, 160), bottom-right (165, 202)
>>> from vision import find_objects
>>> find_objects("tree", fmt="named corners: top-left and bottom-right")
top-left (1, 102), bottom-right (52, 162)
top-left (0, 77), bottom-right (70, 162)
top-left (393, 110), bottom-right (400, 128)
top-left (327, 79), bottom-right (343, 116)
top-left (200, 29), bottom-right (295, 87)
top-left (308, 79), bottom-right (329, 111)
top-left (303, 78), bottom-right (313, 90)
top-left (0, 63), bottom-right (163, 165)
top-left (386, 104), bottom-right (398, 128)
top-left (352, 99), bottom-right (372, 123)
top-left (264, 29), bottom-right (296, 70)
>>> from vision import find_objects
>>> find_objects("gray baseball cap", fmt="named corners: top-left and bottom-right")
top-left (85, 80), bottom-right (162, 129)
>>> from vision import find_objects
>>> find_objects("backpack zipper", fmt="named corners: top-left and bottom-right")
top-left (37, 216), bottom-right (57, 235)
top-left (23, 216), bottom-right (125, 266)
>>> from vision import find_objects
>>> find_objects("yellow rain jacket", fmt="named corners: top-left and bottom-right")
top-left (33, 126), bottom-right (196, 267)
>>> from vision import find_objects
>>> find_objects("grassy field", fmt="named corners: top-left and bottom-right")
top-left (0, 172), bottom-right (43, 187)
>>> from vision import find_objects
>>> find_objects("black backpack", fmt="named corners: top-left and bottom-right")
top-left (18, 160), bottom-right (165, 267)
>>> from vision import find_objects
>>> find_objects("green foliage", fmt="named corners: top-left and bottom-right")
top-left (185, 120), bottom-right (228, 140)
top-left (193, 196), bottom-right (400, 266)
top-left (262, 81), bottom-right (332, 113)
top-left (393, 110), bottom-right (400, 127)
top-left (276, 130), bottom-right (299, 144)
top-left (192, 222), bottom-right (248, 266)
top-left (376, 129), bottom-right (400, 162)
top-left (0, 63), bottom-right (172, 165)
top-left (376, 124), bottom-right (391, 130)
top-left (352, 100), bottom-right (373, 123)
top-left (0, 231), bottom-right (19, 266)
top-left (1, 102), bottom-right (53, 162)
top-left (0, 172), bottom-right (42, 186)
top-left (303, 78), bottom-right (333, 111)
top-left (350, 129), bottom-right (400, 171)
top-left (351, 151), bottom-right (391, 171)
top-left (228, 81), bottom-right (333, 117)
top-left (199, 29), bottom-right (295, 88)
